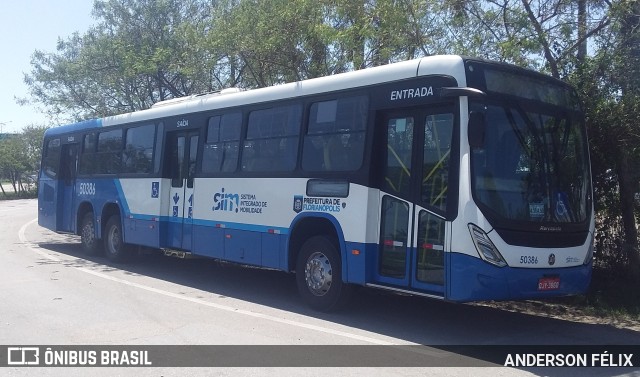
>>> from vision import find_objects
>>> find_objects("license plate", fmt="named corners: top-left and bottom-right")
top-left (538, 276), bottom-right (560, 291)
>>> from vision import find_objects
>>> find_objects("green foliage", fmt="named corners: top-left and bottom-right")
top-left (23, 0), bottom-right (208, 122)
top-left (0, 125), bottom-right (46, 197)
top-left (567, 0), bottom-right (640, 271)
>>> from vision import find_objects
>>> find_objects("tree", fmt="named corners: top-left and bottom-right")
top-left (22, 0), bottom-right (207, 122)
top-left (203, 0), bottom-right (363, 88)
top-left (450, 0), bottom-right (639, 271)
top-left (205, 0), bottom-right (325, 87)
top-left (202, 0), bottom-right (451, 87)
top-left (583, 0), bottom-right (640, 271)
top-left (0, 136), bottom-right (21, 195)
top-left (0, 125), bottom-right (47, 197)
top-left (20, 125), bottom-right (48, 177)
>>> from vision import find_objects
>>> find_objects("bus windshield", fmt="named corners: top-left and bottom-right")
top-left (470, 100), bottom-right (591, 225)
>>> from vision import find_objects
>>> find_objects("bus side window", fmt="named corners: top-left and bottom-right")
top-left (123, 124), bottom-right (155, 174)
top-left (97, 129), bottom-right (123, 174)
top-left (202, 113), bottom-right (241, 174)
top-left (43, 138), bottom-right (61, 178)
top-left (302, 96), bottom-right (367, 172)
top-left (242, 105), bottom-right (301, 172)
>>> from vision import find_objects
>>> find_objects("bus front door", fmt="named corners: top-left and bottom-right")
top-left (375, 107), bottom-right (454, 297)
top-left (166, 131), bottom-right (199, 250)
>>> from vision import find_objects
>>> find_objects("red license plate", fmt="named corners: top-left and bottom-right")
top-left (538, 277), bottom-right (560, 291)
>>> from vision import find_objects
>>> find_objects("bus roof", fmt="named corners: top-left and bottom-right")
top-left (44, 55), bottom-right (467, 137)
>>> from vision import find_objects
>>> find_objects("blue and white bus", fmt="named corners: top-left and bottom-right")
top-left (38, 55), bottom-right (594, 310)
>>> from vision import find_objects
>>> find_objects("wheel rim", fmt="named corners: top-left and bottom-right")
top-left (304, 251), bottom-right (332, 296)
top-left (107, 225), bottom-right (120, 255)
top-left (82, 221), bottom-right (95, 246)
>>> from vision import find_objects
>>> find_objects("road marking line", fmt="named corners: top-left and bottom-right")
top-left (19, 218), bottom-right (428, 348)
top-left (19, 219), bottom-right (60, 262)
top-left (76, 266), bottom-right (398, 345)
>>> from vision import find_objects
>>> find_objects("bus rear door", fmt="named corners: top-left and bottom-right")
top-left (165, 130), bottom-right (199, 250)
top-left (39, 137), bottom-right (79, 233)
top-left (39, 138), bottom-right (61, 231)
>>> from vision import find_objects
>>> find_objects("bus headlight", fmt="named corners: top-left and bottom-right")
top-left (468, 224), bottom-right (507, 267)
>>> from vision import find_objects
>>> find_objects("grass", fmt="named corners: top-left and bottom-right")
top-left (0, 180), bottom-right (37, 200)
top-left (0, 190), bottom-right (37, 200)
top-left (581, 265), bottom-right (640, 317)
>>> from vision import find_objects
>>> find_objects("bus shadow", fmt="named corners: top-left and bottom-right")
top-left (36, 241), bottom-right (640, 376)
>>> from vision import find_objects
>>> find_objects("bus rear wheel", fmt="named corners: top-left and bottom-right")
top-left (104, 215), bottom-right (131, 263)
top-left (80, 212), bottom-right (102, 255)
top-left (296, 236), bottom-right (351, 311)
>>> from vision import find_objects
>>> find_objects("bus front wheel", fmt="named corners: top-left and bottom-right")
top-left (296, 236), bottom-right (351, 311)
top-left (80, 212), bottom-right (102, 255)
top-left (104, 215), bottom-right (131, 263)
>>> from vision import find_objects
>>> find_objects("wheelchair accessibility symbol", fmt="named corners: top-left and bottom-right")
top-left (555, 192), bottom-right (570, 221)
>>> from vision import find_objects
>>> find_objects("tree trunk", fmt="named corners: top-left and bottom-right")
top-left (577, 0), bottom-right (587, 65)
top-left (9, 171), bottom-right (17, 193)
top-left (521, 0), bottom-right (560, 78)
top-left (617, 0), bottom-right (640, 273)
top-left (617, 151), bottom-right (640, 270)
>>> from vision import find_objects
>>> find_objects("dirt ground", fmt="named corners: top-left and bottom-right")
top-left (473, 300), bottom-right (640, 332)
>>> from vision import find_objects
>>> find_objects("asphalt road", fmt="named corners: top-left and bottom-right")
top-left (1, 199), bottom-right (638, 377)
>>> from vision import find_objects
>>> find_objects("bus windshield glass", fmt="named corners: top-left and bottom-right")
top-left (470, 100), bottom-right (590, 225)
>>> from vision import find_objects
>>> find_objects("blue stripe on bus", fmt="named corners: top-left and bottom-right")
top-left (113, 180), bottom-right (131, 216)
top-left (190, 219), bottom-right (288, 234)
top-left (123, 212), bottom-right (290, 235)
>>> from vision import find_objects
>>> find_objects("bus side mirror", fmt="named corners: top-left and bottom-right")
top-left (468, 112), bottom-right (486, 148)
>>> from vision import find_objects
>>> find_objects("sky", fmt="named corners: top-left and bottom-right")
top-left (0, 0), bottom-right (95, 134)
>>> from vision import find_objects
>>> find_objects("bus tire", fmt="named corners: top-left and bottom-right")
top-left (296, 236), bottom-right (351, 311)
top-left (104, 215), bottom-right (130, 263)
top-left (80, 212), bottom-right (102, 255)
